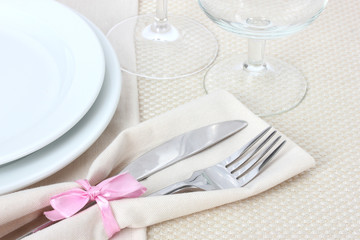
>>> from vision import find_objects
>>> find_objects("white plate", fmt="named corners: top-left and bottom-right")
top-left (0, 0), bottom-right (105, 164)
top-left (0, 14), bottom-right (122, 195)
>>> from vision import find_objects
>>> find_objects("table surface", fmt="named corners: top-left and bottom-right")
top-left (136, 0), bottom-right (360, 239)
top-left (12, 0), bottom-right (357, 239)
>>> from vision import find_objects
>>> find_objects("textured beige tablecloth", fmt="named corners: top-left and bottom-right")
top-left (1, 0), bottom-right (359, 239)
top-left (137, 0), bottom-right (360, 239)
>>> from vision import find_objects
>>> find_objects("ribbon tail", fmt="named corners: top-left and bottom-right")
top-left (44, 209), bottom-right (66, 221)
top-left (96, 196), bottom-right (120, 238)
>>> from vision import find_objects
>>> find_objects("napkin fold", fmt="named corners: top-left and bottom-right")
top-left (0, 90), bottom-right (315, 239)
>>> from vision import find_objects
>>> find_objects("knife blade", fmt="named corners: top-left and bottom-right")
top-left (17, 120), bottom-right (247, 239)
top-left (121, 120), bottom-right (248, 180)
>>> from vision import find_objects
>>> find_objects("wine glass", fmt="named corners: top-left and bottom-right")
top-left (107, 0), bottom-right (218, 79)
top-left (198, 0), bottom-right (328, 116)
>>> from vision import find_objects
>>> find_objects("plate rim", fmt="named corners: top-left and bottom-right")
top-left (0, 15), bottom-right (122, 195)
top-left (0, 0), bottom-right (105, 164)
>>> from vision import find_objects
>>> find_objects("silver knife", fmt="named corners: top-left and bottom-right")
top-left (18, 120), bottom-right (247, 239)
top-left (121, 120), bottom-right (248, 180)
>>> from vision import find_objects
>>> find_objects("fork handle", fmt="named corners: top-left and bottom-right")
top-left (148, 170), bottom-right (215, 196)
top-left (148, 180), bottom-right (195, 196)
top-left (148, 170), bottom-right (202, 196)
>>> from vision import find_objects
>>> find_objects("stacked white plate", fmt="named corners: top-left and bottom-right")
top-left (0, 0), bottom-right (122, 194)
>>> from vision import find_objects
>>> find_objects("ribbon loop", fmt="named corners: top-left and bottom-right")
top-left (44, 173), bottom-right (146, 238)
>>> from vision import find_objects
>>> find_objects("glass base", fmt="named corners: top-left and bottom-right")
top-left (107, 15), bottom-right (218, 79)
top-left (204, 55), bottom-right (308, 116)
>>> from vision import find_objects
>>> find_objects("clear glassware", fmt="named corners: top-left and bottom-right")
top-left (107, 0), bottom-right (218, 79)
top-left (198, 0), bottom-right (328, 116)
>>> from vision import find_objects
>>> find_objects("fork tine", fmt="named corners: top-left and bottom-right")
top-left (227, 130), bottom-right (277, 173)
top-left (237, 140), bottom-right (286, 187)
top-left (223, 126), bottom-right (271, 166)
top-left (231, 135), bottom-right (280, 178)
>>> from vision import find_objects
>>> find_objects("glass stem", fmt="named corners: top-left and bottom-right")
top-left (143, 0), bottom-right (179, 41)
top-left (244, 39), bottom-right (267, 72)
top-left (153, 0), bottom-right (170, 33)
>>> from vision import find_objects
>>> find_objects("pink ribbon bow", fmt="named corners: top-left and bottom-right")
top-left (44, 173), bottom-right (146, 238)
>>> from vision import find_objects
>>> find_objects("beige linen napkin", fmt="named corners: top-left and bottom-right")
top-left (0, 90), bottom-right (315, 239)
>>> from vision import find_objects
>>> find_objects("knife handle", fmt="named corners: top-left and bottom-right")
top-left (16, 221), bottom-right (55, 240)
top-left (16, 202), bottom-right (96, 239)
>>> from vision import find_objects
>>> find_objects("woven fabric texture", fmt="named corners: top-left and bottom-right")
top-left (137, 0), bottom-right (360, 239)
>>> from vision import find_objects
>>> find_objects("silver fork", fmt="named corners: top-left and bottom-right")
top-left (150, 127), bottom-right (286, 196)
